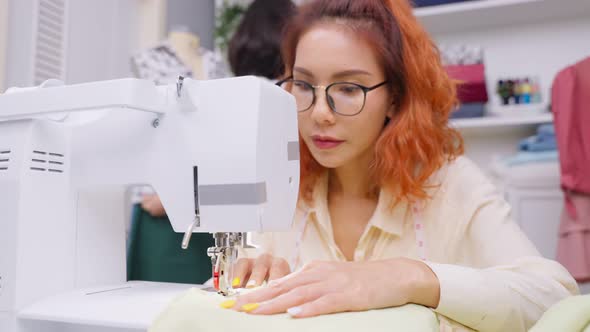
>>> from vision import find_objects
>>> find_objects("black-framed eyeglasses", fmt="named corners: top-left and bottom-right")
top-left (276, 76), bottom-right (389, 116)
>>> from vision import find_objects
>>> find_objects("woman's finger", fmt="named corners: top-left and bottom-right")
top-left (267, 263), bottom-right (323, 289)
top-left (232, 258), bottom-right (252, 288)
top-left (249, 282), bottom-right (325, 315)
top-left (232, 281), bottom-right (286, 310)
top-left (268, 257), bottom-right (290, 281)
top-left (233, 269), bottom-right (318, 310)
top-left (287, 293), bottom-right (352, 318)
top-left (247, 254), bottom-right (273, 288)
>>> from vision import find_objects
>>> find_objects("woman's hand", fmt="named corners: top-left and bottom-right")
top-left (226, 258), bottom-right (440, 318)
top-left (140, 194), bottom-right (166, 217)
top-left (232, 253), bottom-right (291, 289)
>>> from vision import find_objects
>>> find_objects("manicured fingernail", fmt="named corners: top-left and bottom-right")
top-left (246, 280), bottom-right (257, 288)
top-left (232, 277), bottom-right (241, 287)
top-left (287, 306), bottom-right (302, 316)
top-left (219, 300), bottom-right (236, 309)
top-left (241, 303), bottom-right (260, 312)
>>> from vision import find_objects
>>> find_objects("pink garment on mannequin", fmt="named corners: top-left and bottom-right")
top-left (553, 56), bottom-right (590, 281)
top-left (556, 192), bottom-right (590, 282)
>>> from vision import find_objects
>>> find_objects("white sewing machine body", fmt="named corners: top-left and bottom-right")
top-left (0, 76), bottom-right (300, 331)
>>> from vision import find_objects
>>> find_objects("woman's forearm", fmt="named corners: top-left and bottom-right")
top-left (381, 258), bottom-right (440, 308)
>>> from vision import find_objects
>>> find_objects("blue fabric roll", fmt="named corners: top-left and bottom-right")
top-left (519, 136), bottom-right (557, 152)
top-left (503, 151), bottom-right (559, 166)
top-left (537, 123), bottom-right (555, 138)
top-left (519, 124), bottom-right (557, 152)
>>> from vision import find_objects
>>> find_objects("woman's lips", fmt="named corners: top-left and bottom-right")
top-left (311, 135), bottom-right (344, 149)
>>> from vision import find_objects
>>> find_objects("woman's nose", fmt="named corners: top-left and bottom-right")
top-left (309, 90), bottom-right (336, 125)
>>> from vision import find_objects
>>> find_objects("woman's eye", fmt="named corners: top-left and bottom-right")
top-left (294, 81), bottom-right (311, 90)
top-left (339, 85), bottom-right (360, 94)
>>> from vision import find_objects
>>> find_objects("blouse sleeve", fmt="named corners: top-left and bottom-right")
top-left (426, 163), bottom-right (578, 331)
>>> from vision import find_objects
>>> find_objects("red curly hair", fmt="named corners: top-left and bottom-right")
top-left (282, 0), bottom-right (464, 206)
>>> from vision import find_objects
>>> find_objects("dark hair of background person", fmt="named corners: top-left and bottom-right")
top-left (228, 0), bottom-right (297, 79)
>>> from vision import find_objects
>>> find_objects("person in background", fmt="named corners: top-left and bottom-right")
top-left (228, 0), bottom-right (296, 79)
top-left (220, 0), bottom-right (578, 331)
top-left (139, 193), bottom-right (166, 216)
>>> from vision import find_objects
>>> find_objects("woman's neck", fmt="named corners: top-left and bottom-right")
top-left (328, 154), bottom-right (376, 198)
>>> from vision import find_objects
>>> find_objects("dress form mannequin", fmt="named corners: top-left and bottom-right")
top-left (130, 26), bottom-right (229, 84)
top-left (168, 28), bottom-right (205, 79)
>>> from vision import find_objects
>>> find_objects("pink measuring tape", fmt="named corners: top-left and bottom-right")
top-left (412, 202), bottom-right (427, 261)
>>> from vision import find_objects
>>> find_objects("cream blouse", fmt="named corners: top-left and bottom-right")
top-left (245, 156), bottom-right (578, 331)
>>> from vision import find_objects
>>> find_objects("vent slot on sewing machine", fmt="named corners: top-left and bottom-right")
top-left (0, 149), bottom-right (11, 171)
top-left (30, 150), bottom-right (65, 173)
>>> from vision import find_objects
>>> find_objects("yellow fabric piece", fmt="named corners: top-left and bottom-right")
top-left (530, 295), bottom-right (590, 332)
top-left (149, 288), bottom-right (440, 332)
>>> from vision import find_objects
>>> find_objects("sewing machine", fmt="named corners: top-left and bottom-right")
top-left (0, 76), bottom-right (300, 331)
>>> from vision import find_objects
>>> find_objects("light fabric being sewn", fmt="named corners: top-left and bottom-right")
top-left (149, 288), bottom-right (439, 332)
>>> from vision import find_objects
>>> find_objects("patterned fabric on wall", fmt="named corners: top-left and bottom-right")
top-left (131, 43), bottom-right (230, 84)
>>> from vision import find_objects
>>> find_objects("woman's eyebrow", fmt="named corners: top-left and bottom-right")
top-left (332, 69), bottom-right (372, 79)
top-left (293, 67), bottom-right (373, 80)
top-left (293, 67), bottom-right (314, 77)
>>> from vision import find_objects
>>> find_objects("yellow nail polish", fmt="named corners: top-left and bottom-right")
top-left (219, 300), bottom-right (236, 309)
top-left (241, 303), bottom-right (260, 312)
top-left (232, 277), bottom-right (241, 287)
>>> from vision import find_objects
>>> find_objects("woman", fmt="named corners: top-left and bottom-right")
top-left (228, 0), bottom-right (296, 79)
top-left (223, 0), bottom-right (578, 331)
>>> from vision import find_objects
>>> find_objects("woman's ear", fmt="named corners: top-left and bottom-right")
top-left (386, 103), bottom-right (396, 119)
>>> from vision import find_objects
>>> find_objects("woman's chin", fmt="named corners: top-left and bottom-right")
top-left (312, 153), bottom-right (345, 169)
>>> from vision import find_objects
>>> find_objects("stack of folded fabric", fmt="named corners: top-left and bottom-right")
top-left (519, 123), bottom-right (557, 152)
top-left (503, 124), bottom-right (558, 166)
top-left (440, 45), bottom-right (488, 119)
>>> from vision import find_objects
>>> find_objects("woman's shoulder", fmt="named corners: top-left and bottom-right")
top-left (443, 155), bottom-right (488, 181)
top-left (423, 156), bottom-right (506, 243)
top-left (430, 155), bottom-right (498, 205)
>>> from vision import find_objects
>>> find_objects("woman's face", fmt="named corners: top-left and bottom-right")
top-left (294, 22), bottom-right (392, 169)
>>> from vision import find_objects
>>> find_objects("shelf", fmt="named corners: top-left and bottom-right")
top-left (451, 112), bottom-right (553, 129)
top-left (414, 0), bottom-right (590, 34)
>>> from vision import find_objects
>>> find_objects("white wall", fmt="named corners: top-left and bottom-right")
top-left (167, 0), bottom-right (215, 50)
top-left (4, 0), bottom-right (142, 87)
top-left (4, 0), bottom-right (37, 88)
top-left (65, 0), bottom-right (140, 84)
top-left (0, 0), bottom-right (8, 92)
